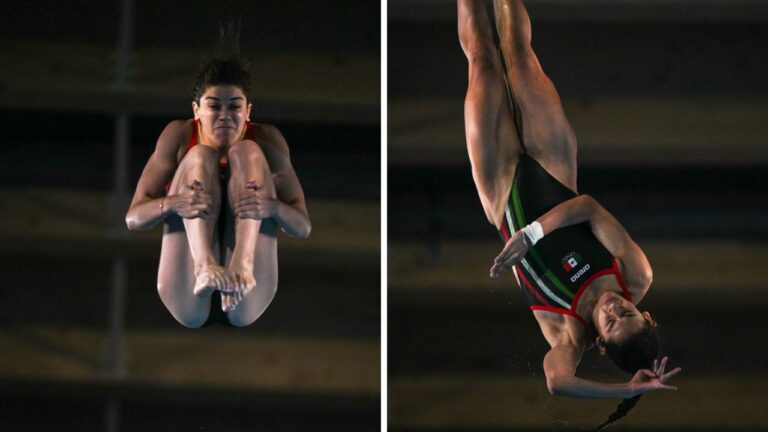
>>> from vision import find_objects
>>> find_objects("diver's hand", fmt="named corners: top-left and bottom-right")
top-left (234, 180), bottom-right (278, 220)
top-left (490, 230), bottom-right (529, 278)
top-left (168, 180), bottom-right (215, 219)
top-left (627, 356), bottom-right (682, 396)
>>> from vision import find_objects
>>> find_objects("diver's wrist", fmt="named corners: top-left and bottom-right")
top-left (521, 221), bottom-right (544, 245)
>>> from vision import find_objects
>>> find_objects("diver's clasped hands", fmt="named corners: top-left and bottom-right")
top-left (168, 179), bottom-right (278, 221)
top-left (627, 356), bottom-right (683, 397)
top-left (490, 231), bottom-right (530, 278)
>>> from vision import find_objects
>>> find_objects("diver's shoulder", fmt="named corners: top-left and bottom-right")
top-left (164, 118), bottom-right (195, 133)
top-left (155, 119), bottom-right (194, 153)
top-left (249, 122), bottom-right (290, 154)
top-left (161, 119), bottom-right (195, 143)
top-left (533, 309), bottom-right (591, 350)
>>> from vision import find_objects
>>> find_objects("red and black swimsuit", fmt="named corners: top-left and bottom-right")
top-left (498, 154), bottom-right (632, 330)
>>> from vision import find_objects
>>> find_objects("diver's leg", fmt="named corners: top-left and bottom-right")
top-left (224, 140), bottom-right (278, 325)
top-left (494, 0), bottom-right (578, 191)
top-left (459, 0), bottom-right (524, 228)
top-left (156, 145), bottom-right (224, 327)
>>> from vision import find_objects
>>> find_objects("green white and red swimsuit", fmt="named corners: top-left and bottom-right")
top-left (499, 154), bottom-right (632, 330)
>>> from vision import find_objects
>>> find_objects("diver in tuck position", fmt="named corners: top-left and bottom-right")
top-left (125, 25), bottom-right (310, 328)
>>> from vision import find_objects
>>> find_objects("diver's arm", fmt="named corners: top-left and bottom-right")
top-left (545, 346), bottom-right (681, 399)
top-left (492, 195), bottom-right (603, 276)
top-left (234, 125), bottom-right (311, 238)
top-left (125, 120), bottom-right (184, 231)
top-left (267, 128), bottom-right (311, 238)
top-left (491, 195), bottom-right (652, 302)
top-left (544, 345), bottom-right (633, 399)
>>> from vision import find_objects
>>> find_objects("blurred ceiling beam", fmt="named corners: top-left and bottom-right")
top-left (0, 40), bottom-right (379, 125)
top-left (0, 326), bottom-right (379, 395)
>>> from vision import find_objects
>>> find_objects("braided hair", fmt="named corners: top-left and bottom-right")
top-left (192, 17), bottom-right (252, 104)
top-left (592, 322), bottom-right (659, 430)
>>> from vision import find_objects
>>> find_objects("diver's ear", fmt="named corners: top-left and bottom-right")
top-left (642, 311), bottom-right (657, 327)
top-left (595, 337), bottom-right (606, 356)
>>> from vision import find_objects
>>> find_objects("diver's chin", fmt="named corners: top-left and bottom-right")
top-left (599, 290), bottom-right (621, 307)
top-left (210, 131), bottom-right (236, 146)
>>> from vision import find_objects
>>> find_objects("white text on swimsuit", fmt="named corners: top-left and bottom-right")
top-left (569, 264), bottom-right (591, 283)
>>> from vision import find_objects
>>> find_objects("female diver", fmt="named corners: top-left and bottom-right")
top-left (125, 32), bottom-right (310, 328)
top-left (458, 0), bottom-right (680, 428)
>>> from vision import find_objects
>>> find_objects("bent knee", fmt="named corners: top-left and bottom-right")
top-left (228, 140), bottom-right (273, 180)
top-left (228, 139), bottom-right (267, 163)
top-left (184, 143), bottom-right (219, 165)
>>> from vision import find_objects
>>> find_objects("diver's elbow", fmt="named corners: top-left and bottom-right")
top-left (125, 212), bottom-right (148, 231)
top-left (645, 265), bottom-right (654, 284)
top-left (125, 214), bottom-right (137, 231)
top-left (285, 222), bottom-right (311, 239)
top-left (298, 222), bottom-right (312, 238)
top-left (633, 266), bottom-right (653, 291)
top-left (641, 268), bottom-right (653, 288)
top-left (546, 376), bottom-right (563, 396)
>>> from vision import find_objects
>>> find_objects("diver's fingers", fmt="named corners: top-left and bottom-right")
top-left (657, 356), bottom-right (669, 376)
top-left (661, 367), bottom-right (682, 383)
top-left (490, 258), bottom-right (516, 278)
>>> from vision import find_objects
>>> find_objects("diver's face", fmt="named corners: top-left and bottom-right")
top-left (594, 291), bottom-right (649, 345)
top-left (192, 85), bottom-right (251, 148)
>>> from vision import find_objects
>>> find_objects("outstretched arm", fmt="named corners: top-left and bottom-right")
top-left (233, 125), bottom-right (311, 238)
top-left (545, 345), bottom-right (631, 398)
top-left (544, 345), bottom-right (681, 399)
top-left (491, 195), bottom-right (652, 302)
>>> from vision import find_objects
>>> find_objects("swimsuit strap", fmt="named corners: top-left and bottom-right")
top-left (187, 119), bottom-right (199, 150)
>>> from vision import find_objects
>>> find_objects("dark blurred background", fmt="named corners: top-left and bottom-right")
top-left (0, 1), bottom-right (380, 431)
top-left (388, 0), bottom-right (768, 431)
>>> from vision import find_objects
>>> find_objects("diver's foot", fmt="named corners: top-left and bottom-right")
top-left (220, 291), bottom-right (239, 312)
top-left (228, 262), bottom-right (256, 297)
top-left (221, 273), bottom-right (254, 311)
top-left (193, 263), bottom-right (236, 297)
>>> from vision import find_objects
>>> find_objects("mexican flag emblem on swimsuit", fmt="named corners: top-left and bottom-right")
top-left (562, 252), bottom-right (581, 272)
